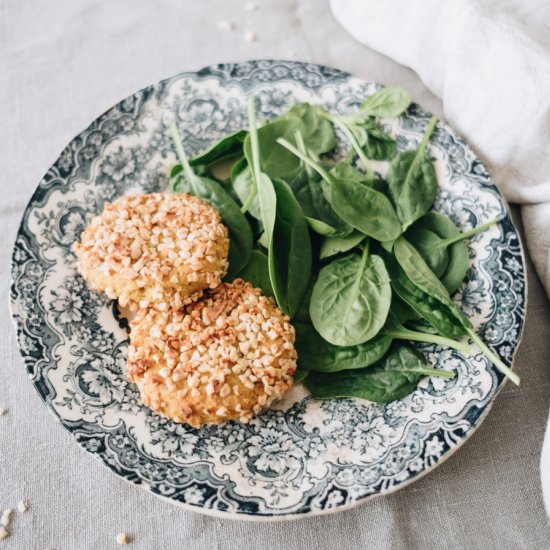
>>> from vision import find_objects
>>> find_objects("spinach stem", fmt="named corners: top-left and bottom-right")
top-left (169, 122), bottom-right (198, 185)
top-left (418, 115), bottom-right (438, 152)
top-left (362, 237), bottom-right (370, 258)
top-left (383, 326), bottom-right (473, 354)
top-left (418, 368), bottom-right (456, 379)
top-left (399, 115), bottom-right (438, 232)
top-left (276, 138), bottom-right (332, 184)
top-left (437, 217), bottom-right (501, 248)
top-left (240, 97), bottom-right (261, 213)
top-left (467, 328), bottom-right (520, 386)
top-left (240, 185), bottom-right (258, 213)
top-left (247, 97), bottom-right (262, 183)
top-left (294, 130), bottom-right (314, 179)
top-left (330, 119), bottom-right (375, 178)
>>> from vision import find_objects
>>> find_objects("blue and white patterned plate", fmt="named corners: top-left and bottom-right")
top-left (9, 60), bottom-right (526, 520)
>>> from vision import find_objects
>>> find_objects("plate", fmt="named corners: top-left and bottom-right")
top-left (9, 60), bottom-right (526, 520)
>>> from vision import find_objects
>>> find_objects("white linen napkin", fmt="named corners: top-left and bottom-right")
top-left (330, 0), bottom-right (550, 513)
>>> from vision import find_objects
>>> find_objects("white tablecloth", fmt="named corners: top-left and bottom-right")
top-left (1, 1), bottom-right (550, 548)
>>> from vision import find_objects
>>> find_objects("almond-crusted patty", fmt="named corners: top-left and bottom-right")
top-left (73, 193), bottom-right (229, 310)
top-left (126, 279), bottom-right (297, 427)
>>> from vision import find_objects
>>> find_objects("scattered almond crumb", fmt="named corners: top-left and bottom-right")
top-left (218, 20), bottom-right (235, 31)
top-left (244, 31), bottom-right (257, 42)
top-left (0, 526), bottom-right (8, 540)
top-left (0, 408), bottom-right (6, 416)
top-left (0, 509), bottom-right (12, 528)
top-left (17, 501), bottom-right (28, 513)
top-left (116, 533), bottom-right (129, 545)
top-left (245, 2), bottom-right (258, 11)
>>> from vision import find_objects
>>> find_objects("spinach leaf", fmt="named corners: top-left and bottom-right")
top-left (277, 137), bottom-right (402, 242)
top-left (290, 134), bottom-right (352, 238)
top-left (269, 178), bottom-right (312, 317)
top-left (169, 125), bottom-right (253, 278)
top-left (329, 163), bottom-right (371, 184)
top-left (295, 319), bottom-right (392, 372)
top-left (392, 237), bottom-right (473, 337)
top-left (389, 295), bottom-right (419, 324)
top-left (382, 251), bottom-right (468, 340)
top-left (233, 165), bottom-right (262, 219)
top-left (327, 117), bottom-right (376, 178)
top-left (359, 86), bottom-right (412, 118)
top-left (393, 236), bottom-right (451, 303)
top-left (247, 98), bottom-right (311, 318)
top-left (294, 369), bottom-right (309, 383)
top-left (387, 116), bottom-right (439, 230)
top-left (246, 101), bottom-right (277, 244)
top-left (236, 250), bottom-right (273, 296)
top-left (309, 245), bottom-right (392, 346)
top-left (230, 156), bottom-right (247, 183)
top-left (330, 178), bottom-right (402, 241)
top-left (305, 344), bottom-right (454, 403)
top-left (362, 121), bottom-right (397, 160)
top-left (345, 120), bottom-right (396, 161)
top-left (404, 227), bottom-right (449, 277)
top-left (190, 130), bottom-right (247, 167)
top-left (243, 117), bottom-right (303, 179)
top-left (319, 231), bottom-right (365, 260)
top-left (442, 246), bottom-right (470, 295)
top-left (279, 103), bottom-right (336, 155)
top-left (294, 286), bottom-right (392, 372)
top-left (411, 212), bottom-right (467, 293)
top-left (393, 230), bottom-right (518, 385)
top-left (407, 212), bottom-right (499, 293)
top-left (291, 173), bottom-right (352, 237)
top-left (305, 217), bottom-right (338, 236)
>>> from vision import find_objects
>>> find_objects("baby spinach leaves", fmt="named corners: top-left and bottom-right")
top-left (279, 103), bottom-right (336, 156)
top-left (382, 313), bottom-right (472, 355)
top-left (305, 344), bottom-right (454, 403)
top-left (241, 103), bottom-right (336, 183)
top-left (383, 247), bottom-right (469, 340)
top-left (320, 231), bottom-right (365, 260)
top-left (407, 213), bottom-right (499, 293)
top-left (329, 177), bottom-right (402, 241)
top-left (360, 121), bottom-right (397, 161)
top-left (309, 245), bottom-right (391, 346)
top-left (236, 250), bottom-right (273, 296)
top-left (387, 116), bottom-right (439, 230)
top-left (318, 86), bottom-right (411, 164)
top-left (289, 132), bottom-right (353, 238)
top-left (247, 99), bottom-right (311, 318)
top-left (296, 319), bottom-right (392, 372)
top-left (277, 138), bottom-right (402, 241)
top-left (190, 130), bottom-right (247, 167)
top-left (244, 117), bottom-right (303, 180)
top-left (359, 86), bottom-right (412, 118)
top-left (294, 286), bottom-right (392, 372)
top-left (269, 178), bottom-right (312, 317)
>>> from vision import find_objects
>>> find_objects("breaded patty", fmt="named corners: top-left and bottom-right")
top-left (126, 279), bottom-right (297, 427)
top-left (73, 193), bottom-right (229, 310)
